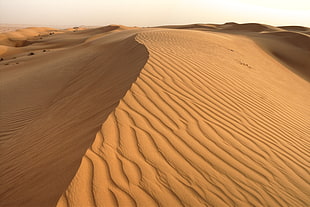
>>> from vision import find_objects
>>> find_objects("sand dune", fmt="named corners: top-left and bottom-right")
top-left (0, 27), bottom-right (56, 47)
top-left (0, 27), bottom-right (57, 57)
top-left (156, 23), bottom-right (218, 30)
top-left (181, 22), bottom-right (310, 81)
top-left (1, 23), bottom-right (310, 207)
top-left (0, 26), bottom-right (148, 207)
top-left (278, 26), bottom-right (310, 32)
top-left (218, 23), bottom-right (283, 32)
top-left (252, 31), bottom-right (310, 81)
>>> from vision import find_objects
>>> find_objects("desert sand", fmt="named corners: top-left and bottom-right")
top-left (0, 23), bottom-right (309, 207)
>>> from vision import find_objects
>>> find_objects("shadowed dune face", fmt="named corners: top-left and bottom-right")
top-left (0, 28), bottom-right (148, 207)
top-left (278, 26), bottom-right (310, 32)
top-left (1, 23), bottom-right (310, 207)
top-left (218, 23), bottom-right (283, 32)
top-left (261, 31), bottom-right (310, 51)
top-left (57, 29), bottom-right (309, 207)
top-left (249, 31), bottom-right (310, 81)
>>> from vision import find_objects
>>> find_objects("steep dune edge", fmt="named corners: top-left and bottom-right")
top-left (0, 29), bottom-right (149, 207)
top-left (58, 29), bottom-right (310, 207)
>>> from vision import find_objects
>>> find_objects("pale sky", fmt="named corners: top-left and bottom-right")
top-left (0, 0), bottom-right (309, 27)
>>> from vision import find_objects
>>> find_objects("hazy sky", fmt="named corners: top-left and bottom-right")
top-left (1, 0), bottom-right (309, 27)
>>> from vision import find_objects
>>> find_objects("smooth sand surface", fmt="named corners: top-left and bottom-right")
top-left (1, 23), bottom-right (309, 207)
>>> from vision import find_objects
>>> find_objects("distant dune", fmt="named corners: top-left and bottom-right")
top-left (0, 23), bottom-right (309, 207)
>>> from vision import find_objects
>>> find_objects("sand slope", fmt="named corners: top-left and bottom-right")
top-left (0, 27), bottom-right (148, 207)
top-left (1, 23), bottom-right (309, 207)
top-left (155, 23), bottom-right (310, 81)
top-left (56, 29), bottom-right (310, 206)
top-left (252, 31), bottom-right (310, 81)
